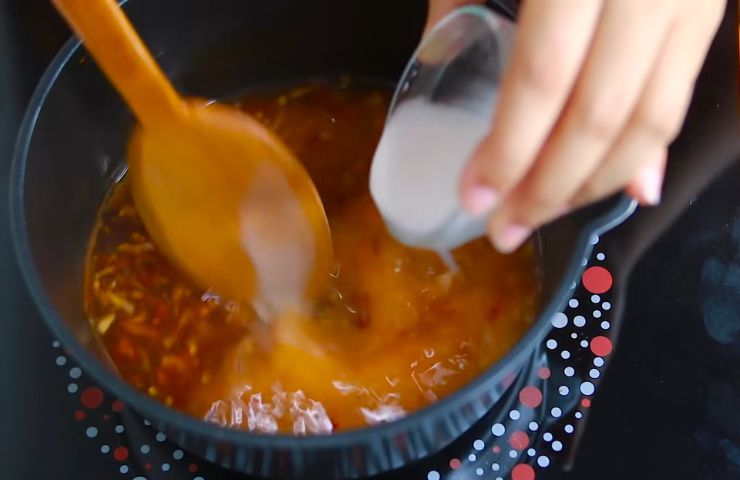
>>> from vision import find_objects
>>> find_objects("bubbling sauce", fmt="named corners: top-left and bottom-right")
top-left (84, 80), bottom-right (541, 434)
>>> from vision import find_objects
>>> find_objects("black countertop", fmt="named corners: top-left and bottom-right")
top-left (1, 1), bottom-right (738, 479)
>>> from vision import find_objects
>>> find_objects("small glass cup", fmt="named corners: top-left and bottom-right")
top-left (370, 6), bottom-right (515, 252)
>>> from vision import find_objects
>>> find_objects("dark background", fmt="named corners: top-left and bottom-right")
top-left (1, 1), bottom-right (739, 479)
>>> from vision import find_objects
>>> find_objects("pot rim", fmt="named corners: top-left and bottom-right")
top-left (8, 31), bottom-right (634, 450)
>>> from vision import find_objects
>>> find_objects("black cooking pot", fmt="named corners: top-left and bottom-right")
top-left (9, 0), bottom-right (635, 477)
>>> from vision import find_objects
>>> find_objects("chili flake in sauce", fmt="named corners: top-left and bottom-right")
top-left (84, 80), bottom-right (541, 434)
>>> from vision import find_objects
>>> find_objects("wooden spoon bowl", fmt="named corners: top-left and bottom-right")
top-left (53, 0), bottom-right (333, 306)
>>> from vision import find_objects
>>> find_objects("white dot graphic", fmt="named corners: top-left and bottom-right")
top-left (144, 419), bottom-right (151, 426)
top-left (120, 465), bottom-right (129, 474)
top-left (551, 312), bottom-right (568, 328)
top-left (69, 367), bottom-right (81, 379)
top-left (156, 432), bottom-right (167, 442)
top-left (85, 426), bottom-right (98, 438)
top-left (509, 450), bottom-right (518, 458)
top-left (100, 445), bottom-right (110, 453)
top-left (589, 368), bottom-right (600, 379)
top-left (573, 315), bottom-right (586, 327)
top-left (543, 432), bottom-right (553, 442)
top-left (601, 321), bottom-right (611, 330)
top-left (473, 439), bottom-right (484, 451)
top-left (551, 407), bottom-right (562, 418)
top-left (590, 234), bottom-right (599, 245)
top-left (561, 350), bottom-right (571, 360)
top-left (67, 383), bottom-right (78, 394)
top-left (580, 340), bottom-right (589, 348)
top-left (476, 467), bottom-right (484, 476)
top-left (546, 339), bottom-right (558, 350)
top-left (492, 463), bottom-right (500, 471)
top-left (559, 386), bottom-right (570, 396)
top-left (552, 441), bottom-right (563, 452)
top-left (538, 456), bottom-right (551, 467)
top-left (527, 448), bottom-right (536, 457)
top-left (581, 257), bottom-right (588, 266)
top-left (596, 252), bottom-right (606, 261)
top-left (492, 423), bottom-right (506, 436)
top-left (593, 310), bottom-right (602, 318)
top-left (575, 412), bottom-right (583, 419)
top-left (529, 421), bottom-right (539, 431)
top-left (568, 299), bottom-right (579, 308)
top-left (468, 453), bottom-right (477, 462)
top-left (580, 382), bottom-right (595, 395)
top-left (564, 366), bottom-right (575, 377)
top-left (602, 301), bottom-right (612, 310)
top-left (56, 356), bottom-right (67, 366)
top-left (115, 425), bottom-right (124, 434)
top-left (427, 471), bottom-right (440, 480)
top-left (509, 409), bottom-right (521, 420)
top-left (571, 332), bottom-right (578, 339)
top-left (591, 294), bottom-right (601, 303)
top-left (161, 463), bottom-right (170, 472)
top-left (594, 357), bottom-right (605, 367)
top-left (140, 445), bottom-right (150, 454)
top-left (565, 424), bottom-right (575, 434)
top-left (52, 340), bottom-right (61, 348)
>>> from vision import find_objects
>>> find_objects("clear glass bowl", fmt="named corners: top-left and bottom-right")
top-left (371, 6), bottom-right (516, 252)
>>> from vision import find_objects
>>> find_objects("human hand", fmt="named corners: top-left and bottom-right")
top-left (426, 0), bottom-right (725, 253)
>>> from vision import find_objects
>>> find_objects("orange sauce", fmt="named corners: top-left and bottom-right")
top-left (84, 81), bottom-right (541, 434)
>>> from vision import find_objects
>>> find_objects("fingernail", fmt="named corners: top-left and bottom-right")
top-left (463, 184), bottom-right (499, 215)
top-left (637, 162), bottom-right (664, 206)
top-left (493, 223), bottom-right (531, 253)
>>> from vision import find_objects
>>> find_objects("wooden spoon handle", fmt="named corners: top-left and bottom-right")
top-left (52, 0), bottom-right (185, 125)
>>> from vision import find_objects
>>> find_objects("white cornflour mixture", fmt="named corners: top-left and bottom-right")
top-left (370, 98), bottom-right (491, 252)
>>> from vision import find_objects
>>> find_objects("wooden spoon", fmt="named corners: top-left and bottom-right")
top-left (52, 0), bottom-right (333, 306)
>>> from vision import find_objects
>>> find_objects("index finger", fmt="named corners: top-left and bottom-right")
top-left (460, 0), bottom-right (603, 213)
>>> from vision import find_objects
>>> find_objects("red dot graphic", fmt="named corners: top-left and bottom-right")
top-left (537, 367), bottom-right (551, 379)
top-left (509, 431), bottom-right (530, 450)
top-left (582, 266), bottom-right (612, 294)
top-left (113, 446), bottom-right (129, 461)
top-left (145, 463), bottom-right (153, 471)
top-left (80, 387), bottom-right (104, 409)
top-left (581, 398), bottom-right (592, 408)
top-left (188, 464), bottom-right (199, 473)
top-left (492, 445), bottom-right (501, 453)
top-left (111, 400), bottom-right (125, 412)
top-left (590, 336), bottom-right (613, 356)
top-left (512, 463), bottom-right (536, 480)
top-left (519, 386), bottom-right (543, 408)
top-left (449, 458), bottom-right (461, 470)
top-left (74, 410), bottom-right (86, 421)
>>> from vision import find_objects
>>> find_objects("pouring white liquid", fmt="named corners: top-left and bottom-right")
top-left (370, 98), bottom-right (492, 252)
